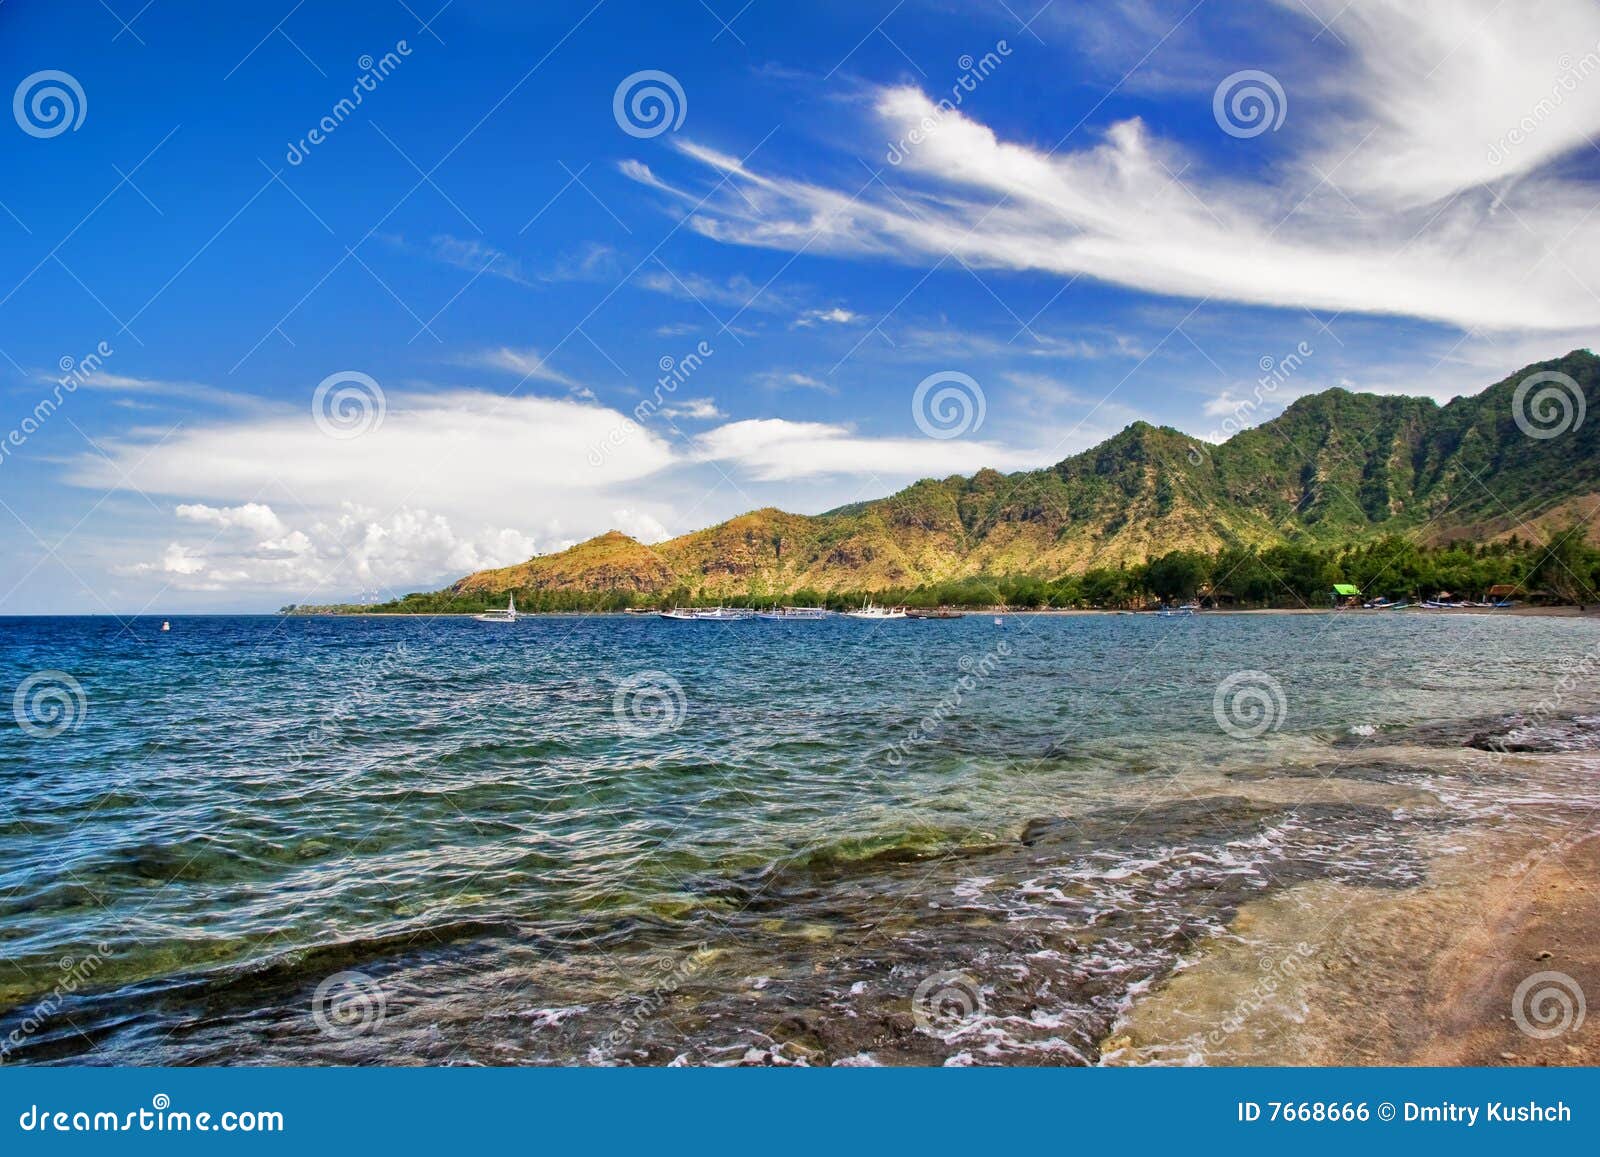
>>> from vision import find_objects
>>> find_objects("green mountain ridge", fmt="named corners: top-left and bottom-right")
top-left (404, 350), bottom-right (1600, 606)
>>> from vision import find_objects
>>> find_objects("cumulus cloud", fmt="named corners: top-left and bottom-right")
top-left (126, 502), bottom-right (539, 594)
top-left (175, 502), bottom-right (286, 536)
top-left (610, 507), bottom-right (673, 543)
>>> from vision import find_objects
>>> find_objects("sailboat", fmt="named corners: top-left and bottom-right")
top-left (474, 594), bottom-right (519, 623)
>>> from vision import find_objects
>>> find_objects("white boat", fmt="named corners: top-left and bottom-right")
top-left (844, 602), bottom-right (907, 620)
top-left (696, 606), bottom-right (753, 621)
top-left (756, 606), bottom-right (830, 620)
top-left (659, 606), bottom-right (755, 621)
top-left (1156, 605), bottom-right (1196, 617)
top-left (474, 594), bottom-right (519, 623)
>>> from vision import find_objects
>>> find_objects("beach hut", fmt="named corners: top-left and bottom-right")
top-left (1486, 582), bottom-right (1518, 606)
top-left (1332, 582), bottom-right (1361, 608)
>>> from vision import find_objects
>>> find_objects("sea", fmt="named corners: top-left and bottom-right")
top-left (2, 610), bottom-right (1597, 1065)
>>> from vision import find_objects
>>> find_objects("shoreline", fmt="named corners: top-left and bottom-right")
top-left (1103, 742), bottom-right (1600, 1067)
top-left (279, 605), bottom-right (1596, 619)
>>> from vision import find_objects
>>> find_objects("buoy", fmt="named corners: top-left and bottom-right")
top-left (161, 621), bottom-right (170, 632)
top-left (993, 616), bottom-right (1003, 626)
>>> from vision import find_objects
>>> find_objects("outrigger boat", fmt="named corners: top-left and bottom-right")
top-left (844, 602), bottom-right (908, 620)
top-left (755, 606), bottom-right (831, 620)
top-left (658, 606), bottom-right (755, 621)
top-left (473, 594), bottom-right (519, 623)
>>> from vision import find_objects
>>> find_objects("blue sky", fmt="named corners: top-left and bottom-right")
top-left (2, 0), bottom-right (1598, 612)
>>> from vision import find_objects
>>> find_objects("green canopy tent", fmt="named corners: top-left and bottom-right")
top-left (1332, 582), bottom-right (1361, 607)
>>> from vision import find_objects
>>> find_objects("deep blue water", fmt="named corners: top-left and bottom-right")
top-left (2, 611), bottom-right (1597, 1064)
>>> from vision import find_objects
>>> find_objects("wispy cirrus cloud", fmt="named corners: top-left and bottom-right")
top-left (455, 346), bottom-right (589, 394)
top-left (662, 0), bottom-right (1600, 334)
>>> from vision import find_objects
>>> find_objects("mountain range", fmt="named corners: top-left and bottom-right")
top-left (440, 350), bottom-right (1600, 602)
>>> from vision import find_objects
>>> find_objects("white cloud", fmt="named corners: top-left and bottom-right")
top-left (71, 371), bottom-right (261, 409)
top-left (458, 347), bottom-right (588, 392)
top-left (754, 370), bottom-right (837, 394)
top-left (426, 234), bottom-right (534, 286)
top-left (691, 418), bottom-right (1047, 481)
top-left (658, 397), bottom-right (724, 421)
top-left (158, 542), bottom-right (207, 576)
top-left (619, 159), bottom-right (694, 200)
top-left (635, 269), bottom-right (797, 314)
top-left (665, 1), bottom-right (1600, 334)
top-left (72, 390), bottom-right (679, 517)
top-left (610, 507), bottom-right (673, 543)
top-left (175, 502), bottom-right (285, 536)
top-left (795, 307), bottom-right (861, 326)
top-left (126, 502), bottom-right (539, 594)
top-left (1291, 0), bottom-right (1600, 206)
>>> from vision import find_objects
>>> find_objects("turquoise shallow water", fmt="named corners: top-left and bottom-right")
top-left (2, 610), bottom-right (1597, 1064)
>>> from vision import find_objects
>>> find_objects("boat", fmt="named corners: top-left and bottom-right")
top-left (473, 594), bottom-right (519, 623)
top-left (1156, 605), bottom-right (1196, 617)
top-left (659, 607), bottom-right (755, 621)
top-left (756, 606), bottom-right (831, 620)
top-left (844, 602), bottom-right (908, 620)
top-left (905, 608), bottom-right (964, 620)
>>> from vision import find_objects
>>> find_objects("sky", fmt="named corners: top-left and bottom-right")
top-left (2, 0), bottom-right (1599, 613)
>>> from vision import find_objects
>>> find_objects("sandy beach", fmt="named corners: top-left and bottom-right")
top-left (1104, 733), bottom-right (1600, 1067)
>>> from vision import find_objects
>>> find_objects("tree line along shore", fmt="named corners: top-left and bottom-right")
top-left (281, 528), bottom-right (1599, 615)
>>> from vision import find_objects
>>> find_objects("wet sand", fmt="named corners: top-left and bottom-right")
top-left (1416, 831), bottom-right (1599, 1065)
top-left (1104, 744), bottom-right (1600, 1067)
